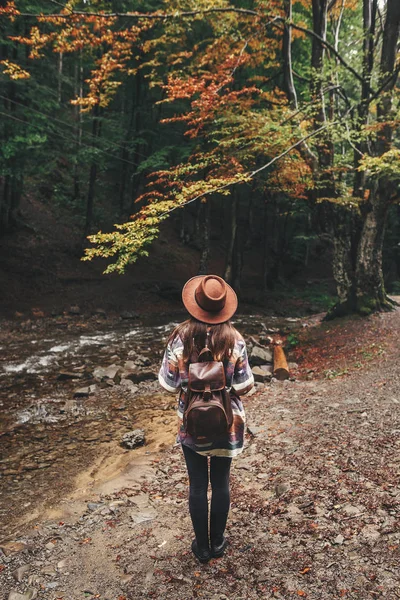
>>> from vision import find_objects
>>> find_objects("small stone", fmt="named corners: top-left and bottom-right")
top-left (12, 565), bottom-right (30, 582)
top-left (120, 379), bottom-right (139, 393)
top-left (57, 371), bottom-right (84, 381)
top-left (57, 559), bottom-right (68, 571)
top-left (361, 525), bottom-right (380, 540)
top-left (275, 483), bottom-right (290, 497)
top-left (342, 503), bottom-right (364, 516)
top-left (73, 387), bottom-right (91, 398)
top-left (45, 582), bottom-right (59, 590)
top-left (45, 542), bottom-right (56, 551)
top-left (134, 355), bottom-right (152, 367)
top-left (87, 502), bottom-right (105, 512)
top-left (121, 429), bottom-right (145, 449)
top-left (333, 534), bottom-right (345, 545)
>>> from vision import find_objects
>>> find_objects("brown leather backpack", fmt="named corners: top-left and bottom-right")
top-left (183, 347), bottom-right (233, 441)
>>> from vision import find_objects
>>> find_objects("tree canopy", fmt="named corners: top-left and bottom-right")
top-left (1, 0), bottom-right (399, 315)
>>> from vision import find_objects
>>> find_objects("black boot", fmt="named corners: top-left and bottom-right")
top-left (210, 511), bottom-right (229, 558)
top-left (191, 539), bottom-right (211, 563)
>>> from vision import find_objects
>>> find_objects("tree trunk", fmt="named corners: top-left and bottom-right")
top-left (224, 195), bottom-right (237, 284)
top-left (351, 0), bottom-right (400, 313)
top-left (354, 194), bottom-right (393, 313)
top-left (84, 107), bottom-right (100, 237)
top-left (72, 56), bottom-right (82, 202)
top-left (198, 200), bottom-right (210, 275)
top-left (282, 0), bottom-right (297, 109)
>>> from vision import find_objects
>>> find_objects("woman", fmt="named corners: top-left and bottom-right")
top-left (159, 275), bottom-right (254, 563)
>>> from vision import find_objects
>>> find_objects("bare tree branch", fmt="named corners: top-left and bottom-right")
top-left (161, 111), bottom-right (352, 218)
top-left (272, 19), bottom-right (374, 92)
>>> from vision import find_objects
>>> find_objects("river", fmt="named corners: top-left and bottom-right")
top-left (0, 313), bottom-right (299, 537)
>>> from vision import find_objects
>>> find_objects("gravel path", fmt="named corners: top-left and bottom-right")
top-left (1, 308), bottom-right (400, 600)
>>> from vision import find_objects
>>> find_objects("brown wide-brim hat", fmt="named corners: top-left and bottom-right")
top-left (182, 275), bottom-right (238, 324)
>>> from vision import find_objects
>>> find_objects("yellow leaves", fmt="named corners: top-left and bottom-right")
top-left (0, 60), bottom-right (30, 80)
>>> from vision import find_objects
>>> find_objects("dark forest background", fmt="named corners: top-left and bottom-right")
top-left (1, 0), bottom-right (399, 318)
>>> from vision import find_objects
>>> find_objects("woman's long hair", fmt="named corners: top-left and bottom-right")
top-left (168, 318), bottom-right (236, 362)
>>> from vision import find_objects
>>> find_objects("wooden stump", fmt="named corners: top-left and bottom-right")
top-left (273, 345), bottom-right (289, 380)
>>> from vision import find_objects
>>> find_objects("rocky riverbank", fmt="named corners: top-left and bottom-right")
top-left (0, 311), bottom-right (304, 537)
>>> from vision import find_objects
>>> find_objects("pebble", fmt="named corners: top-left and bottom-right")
top-left (275, 483), bottom-right (290, 497)
top-left (121, 429), bottom-right (146, 449)
top-left (45, 582), bottom-right (59, 590)
top-left (333, 534), bottom-right (345, 545)
top-left (12, 564), bottom-right (30, 582)
top-left (45, 542), bottom-right (56, 551)
top-left (87, 502), bottom-right (105, 512)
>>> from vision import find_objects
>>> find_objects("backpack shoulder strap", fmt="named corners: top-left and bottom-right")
top-left (198, 346), bottom-right (213, 363)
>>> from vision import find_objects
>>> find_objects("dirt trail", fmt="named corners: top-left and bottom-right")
top-left (1, 309), bottom-right (400, 600)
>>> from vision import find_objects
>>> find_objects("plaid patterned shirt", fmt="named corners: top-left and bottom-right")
top-left (159, 326), bottom-right (254, 457)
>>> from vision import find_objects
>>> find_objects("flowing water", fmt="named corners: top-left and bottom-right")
top-left (0, 313), bottom-right (300, 535)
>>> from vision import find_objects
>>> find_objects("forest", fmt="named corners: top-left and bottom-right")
top-left (0, 0), bottom-right (400, 316)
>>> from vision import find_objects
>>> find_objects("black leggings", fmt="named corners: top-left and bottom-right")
top-left (182, 444), bottom-right (232, 548)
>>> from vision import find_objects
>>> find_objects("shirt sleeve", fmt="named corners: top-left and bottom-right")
top-left (232, 339), bottom-right (254, 396)
top-left (158, 338), bottom-right (182, 393)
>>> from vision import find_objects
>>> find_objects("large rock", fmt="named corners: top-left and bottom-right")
top-left (73, 384), bottom-right (97, 398)
top-left (130, 507), bottom-right (157, 525)
top-left (250, 346), bottom-right (273, 366)
top-left (252, 365), bottom-right (273, 383)
top-left (8, 590), bottom-right (37, 600)
top-left (93, 364), bottom-right (121, 382)
top-left (12, 565), bottom-right (30, 582)
top-left (57, 371), bottom-right (84, 381)
top-left (121, 429), bottom-right (146, 449)
top-left (122, 368), bottom-right (156, 384)
top-left (0, 541), bottom-right (29, 556)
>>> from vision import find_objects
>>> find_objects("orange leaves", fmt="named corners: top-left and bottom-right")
top-left (0, 1), bottom-right (19, 17)
top-left (0, 60), bottom-right (30, 80)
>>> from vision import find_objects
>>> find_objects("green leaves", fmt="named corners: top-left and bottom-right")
top-left (358, 150), bottom-right (400, 183)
